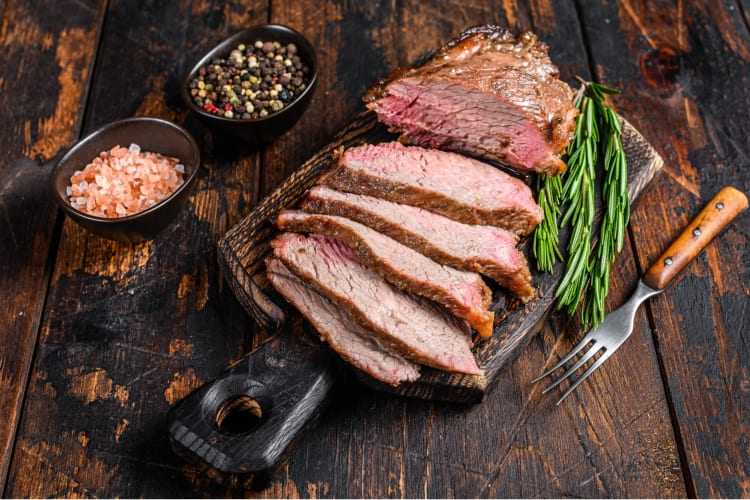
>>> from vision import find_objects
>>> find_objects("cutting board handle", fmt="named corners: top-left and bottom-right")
top-left (167, 327), bottom-right (340, 489)
top-left (643, 186), bottom-right (748, 290)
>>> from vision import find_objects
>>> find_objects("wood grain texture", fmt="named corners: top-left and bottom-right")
top-left (168, 326), bottom-right (341, 490)
top-left (576, 0), bottom-right (750, 496)
top-left (2, 0), bottom-right (748, 497)
top-left (0, 0), bottom-right (105, 491)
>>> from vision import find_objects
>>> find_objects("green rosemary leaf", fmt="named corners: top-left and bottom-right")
top-left (532, 173), bottom-right (564, 272)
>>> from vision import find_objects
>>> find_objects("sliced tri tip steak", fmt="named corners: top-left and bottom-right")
top-left (276, 209), bottom-right (494, 337)
top-left (266, 258), bottom-right (421, 386)
top-left (301, 186), bottom-right (535, 302)
top-left (270, 233), bottom-right (481, 375)
top-left (323, 141), bottom-right (543, 235)
top-left (364, 25), bottom-right (577, 176)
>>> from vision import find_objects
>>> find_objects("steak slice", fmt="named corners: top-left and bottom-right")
top-left (301, 186), bottom-right (535, 301)
top-left (271, 233), bottom-right (480, 375)
top-left (276, 209), bottom-right (494, 337)
top-left (266, 258), bottom-right (421, 386)
top-left (364, 25), bottom-right (577, 176)
top-left (324, 141), bottom-right (542, 235)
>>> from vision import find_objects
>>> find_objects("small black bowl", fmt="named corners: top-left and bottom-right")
top-left (181, 25), bottom-right (318, 143)
top-left (50, 117), bottom-right (201, 243)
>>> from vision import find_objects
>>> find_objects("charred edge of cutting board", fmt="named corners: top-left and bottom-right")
top-left (217, 109), bottom-right (664, 402)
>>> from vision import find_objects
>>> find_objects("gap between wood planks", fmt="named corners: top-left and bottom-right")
top-left (635, 223), bottom-right (697, 498)
top-left (735, 0), bottom-right (750, 37)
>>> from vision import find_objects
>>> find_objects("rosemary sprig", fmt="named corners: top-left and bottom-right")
top-left (532, 173), bottom-right (563, 273)
top-left (532, 81), bottom-right (630, 329)
top-left (555, 90), bottom-right (598, 315)
top-left (581, 94), bottom-right (630, 326)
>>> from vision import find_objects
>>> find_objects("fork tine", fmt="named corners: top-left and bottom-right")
top-left (555, 348), bottom-right (615, 405)
top-left (540, 342), bottom-right (602, 394)
top-left (531, 334), bottom-right (594, 384)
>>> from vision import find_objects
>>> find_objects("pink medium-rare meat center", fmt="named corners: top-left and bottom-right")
top-left (365, 25), bottom-right (577, 176)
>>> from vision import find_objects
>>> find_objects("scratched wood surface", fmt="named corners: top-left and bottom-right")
top-left (1, 0), bottom-right (748, 498)
top-left (0, 0), bottom-right (106, 489)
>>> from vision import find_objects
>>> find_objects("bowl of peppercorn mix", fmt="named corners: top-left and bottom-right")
top-left (182, 25), bottom-right (318, 143)
top-left (50, 117), bottom-right (201, 243)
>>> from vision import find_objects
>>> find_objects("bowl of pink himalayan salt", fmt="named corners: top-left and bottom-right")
top-left (50, 117), bottom-right (200, 242)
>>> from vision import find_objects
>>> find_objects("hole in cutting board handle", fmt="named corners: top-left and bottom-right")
top-left (216, 395), bottom-right (264, 434)
top-left (198, 372), bottom-right (273, 434)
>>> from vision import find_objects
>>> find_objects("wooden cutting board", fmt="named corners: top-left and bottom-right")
top-left (215, 109), bottom-right (662, 402)
top-left (167, 108), bottom-right (662, 488)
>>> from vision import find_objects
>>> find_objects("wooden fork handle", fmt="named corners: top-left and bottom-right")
top-left (643, 186), bottom-right (748, 290)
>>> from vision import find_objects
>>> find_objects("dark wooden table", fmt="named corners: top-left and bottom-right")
top-left (2, 0), bottom-right (749, 497)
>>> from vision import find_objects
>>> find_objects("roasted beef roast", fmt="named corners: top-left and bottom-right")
top-left (365, 25), bottom-right (577, 176)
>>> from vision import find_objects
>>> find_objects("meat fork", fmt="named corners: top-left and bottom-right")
top-left (533, 186), bottom-right (748, 404)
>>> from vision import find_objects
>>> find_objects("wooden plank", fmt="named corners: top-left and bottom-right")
top-left (210, 1), bottom-right (684, 498)
top-left (0, 0), bottom-right (105, 493)
top-left (1, 1), bottom-right (710, 498)
top-left (3, 0), bottom-right (268, 497)
top-left (576, 0), bottom-right (750, 497)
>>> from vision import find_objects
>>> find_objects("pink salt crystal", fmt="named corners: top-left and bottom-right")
top-left (67, 144), bottom-right (185, 218)
top-left (70, 170), bottom-right (84, 184)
